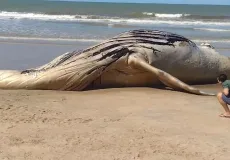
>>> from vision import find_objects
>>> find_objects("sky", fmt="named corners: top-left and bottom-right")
top-left (63, 0), bottom-right (230, 5)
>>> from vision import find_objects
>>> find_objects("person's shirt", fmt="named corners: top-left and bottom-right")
top-left (222, 80), bottom-right (230, 96)
top-left (222, 80), bottom-right (230, 89)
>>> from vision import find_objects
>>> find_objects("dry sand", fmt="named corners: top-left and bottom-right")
top-left (0, 85), bottom-right (230, 160)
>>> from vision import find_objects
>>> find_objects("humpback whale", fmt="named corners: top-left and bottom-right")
top-left (0, 30), bottom-right (229, 96)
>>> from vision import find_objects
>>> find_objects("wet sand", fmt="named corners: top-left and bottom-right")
top-left (0, 40), bottom-right (95, 70)
top-left (0, 42), bottom-right (230, 160)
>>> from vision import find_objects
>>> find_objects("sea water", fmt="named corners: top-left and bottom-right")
top-left (0, 0), bottom-right (230, 55)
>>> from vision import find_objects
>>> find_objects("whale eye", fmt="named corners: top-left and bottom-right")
top-left (200, 43), bottom-right (215, 49)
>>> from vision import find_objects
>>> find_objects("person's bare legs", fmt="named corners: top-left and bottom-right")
top-left (217, 92), bottom-right (230, 118)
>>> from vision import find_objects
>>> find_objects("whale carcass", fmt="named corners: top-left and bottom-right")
top-left (0, 30), bottom-right (229, 96)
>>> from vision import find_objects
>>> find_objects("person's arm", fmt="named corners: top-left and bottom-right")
top-left (223, 88), bottom-right (229, 96)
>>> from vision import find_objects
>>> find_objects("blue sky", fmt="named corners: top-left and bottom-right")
top-left (65, 0), bottom-right (230, 5)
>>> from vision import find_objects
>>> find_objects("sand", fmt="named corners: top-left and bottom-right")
top-left (0, 85), bottom-right (230, 160)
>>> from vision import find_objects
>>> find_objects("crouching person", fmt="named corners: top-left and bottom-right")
top-left (217, 74), bottom-right (230, 118)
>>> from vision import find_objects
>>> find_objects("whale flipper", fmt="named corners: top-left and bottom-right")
top-left (128, 54), bottom-right (216, 96)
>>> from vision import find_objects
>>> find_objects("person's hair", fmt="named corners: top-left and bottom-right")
top-left (217, 74), bottom-right (227, 82)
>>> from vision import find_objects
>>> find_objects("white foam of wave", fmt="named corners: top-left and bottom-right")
top-left (142, 12), bottom-right (190, 18)
top-left (1, 11), bottom-right (230, 26)
top-left (142, 12), bottom-right (154, 16)
top-left (125, 19), bottom-right (230, 26)
top-left (0, 11), bottom-right (77, 21)
top-left (155, 13), bottom-right (189, 18)
top-left (194, 28), bottom-right (230, 32)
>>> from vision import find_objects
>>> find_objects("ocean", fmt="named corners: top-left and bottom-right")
top-left (0, 0), bottom-right (230, 56)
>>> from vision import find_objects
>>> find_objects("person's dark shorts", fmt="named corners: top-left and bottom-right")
top-left (222, 94), bottom-right (230, 105)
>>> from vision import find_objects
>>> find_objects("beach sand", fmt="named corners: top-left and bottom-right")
top-left (0, 42), bottom-right (230, 160)
top-left (0, 85), bottom-right (230, 160)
